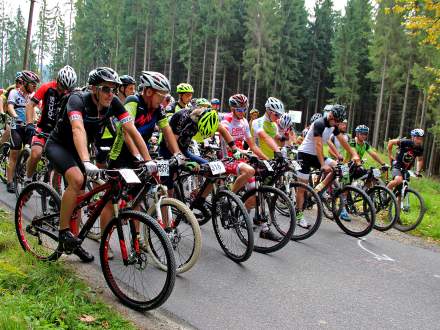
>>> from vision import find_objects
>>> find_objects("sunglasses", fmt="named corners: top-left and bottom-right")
top-left (98, 86), bottom-right (118, 94)
top-left (272, 111), bottom-right (281, 118)
top-left (234, 107), bottom-right (247, 113)
top-left (154, 90), bottom-right (168, 99)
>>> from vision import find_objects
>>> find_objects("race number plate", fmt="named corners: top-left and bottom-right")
top-left (372, 168), bottom-right (381, 178)
top-left (157, 160), bottom-right (169, 176)
top-left (263, 160), bottom-right (274, 172)
top-left (291, 160), bottom-right (302, 171)
top-left (340, 165), bottom-right (349, 177)
top-left (209, 161), bottom-right (226, 175)
top-left (119, 169), bottom-right (141, 184)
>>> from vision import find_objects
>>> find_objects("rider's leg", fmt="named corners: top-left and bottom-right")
top-left (26, 144), bottom-right (43, 179)
top-left (7, 149), bottom-right (18, 183)
top-left (0, 125), bottom-right (10, 145)
top-left (231, 163), bottom-right (254, 193)
top-left (60, 167), bottom-right (84, 231)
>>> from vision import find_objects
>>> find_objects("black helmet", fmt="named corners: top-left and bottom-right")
top-left (88, 67), bottom-right (121, 86)
top-left (119, 75), bottom-right (136, 86)
top-left (329, 104), bottom-right (347, 122)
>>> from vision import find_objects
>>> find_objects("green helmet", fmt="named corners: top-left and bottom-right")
top-left (198, 109), bottom-right (219, 138)
top-left (176, 83), bottom-right (194, 93)
top-left (196, 98), bottom-right (211, 107)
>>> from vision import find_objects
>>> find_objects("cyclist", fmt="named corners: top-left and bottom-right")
top-left (295, 105), bottom-right (360, 226)
top-left (25, 66), bottom-right (78, 184)
top-left (6, 70), bottom-right (39, 193)
top-left (277, 112), bottom-right (298, 147)
top-left (252, 97), bottom-right (285, 160)
top-left (168, 82), bottom-right (193, 114)
top-left (211, 98), bottom-right (220, 111)
top-left (344, 125), bottom-right (387, 166)
top-left (327, 119), bottom-right (349, 160)
top-left (95, 74), bottom-right (136, 168)
top-left (45, 67), bottom-right (151, 263)
top-left (0, 72), bottom-right (24, 146)
top-left (302, 113), bottom-right (322, 139)
top-left (387, 128), bottom-right (424, 191)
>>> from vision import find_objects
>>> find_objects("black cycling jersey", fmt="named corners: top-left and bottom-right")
top-left (50, 91), bottom-right (130, 150)
top-left (31, 81), bottom-right (63, 132)
top-left (394, 139), bottom-right (423, 170)
top-left (160, 108), bottom-right (197, 151)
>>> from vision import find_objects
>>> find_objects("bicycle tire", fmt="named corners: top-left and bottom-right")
top-left (242, 186), bottom-right (295, 253)
top-left (0, 143), bottom-right (9, 184)
top-left (394, 188), bottom-right (425, 232)
top-left (145, 198), bottom-right (202, 274)
top-left (212, 189), bottom-right (254, 262)
top-left (100, 210), bottom-right (176, 311)
top-left (367, 185), bottom-right (399, 231)
top-left (15, 182), bottom-right (62, 261)
top-left (333, 185), bottom-right (376, 237)
top-left (289, 181), bottom-right (323, 241)
top-left (14, 147), bottom-right (31, 198)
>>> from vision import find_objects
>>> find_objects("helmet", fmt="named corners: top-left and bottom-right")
top-left (21, 70), bottom-right (40, 84)
top-left (279, 113), bottom-right (294, 130)
top-left (165, 95), bottom-right (175, 104)
top-left (211, 98), bottom-right (220, 106)
top-left (119, 75), bottom-right (136, 85)
top-left (198, 109), bottom-right (219, 138)
top-left (250, 108), bottom-right (259, 115)
top-left (410, 128), bottom-right (424, 137)
top-left (15, 71), bottom-right (23, 82)
top-left (229, 94), bottom-right (248, 108)
top-left (323, 104), bottom-right (333, 112)
top-left (88, 67), bottom-right (121, 86)
top-left (329, 104), bottom-right (347, 122)
top-left (310, 113), bottom-right (322, 124)
top-left (355, 125), bottom-right (369, 134)
top-left (57, 65), bottom-right (77, 90)
top-left (176, 83), bottom-right (194, 93)
top-left (139, 71), bottom-right (171, 92)
top-left (265, 97), bottom-right (284, 114)
top-left (196, 98), bottom-right (211, 107)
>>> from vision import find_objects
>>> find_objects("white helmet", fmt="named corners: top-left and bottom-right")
top-left (57, 65), bottom-right (77, 90)
top-left (265, 97), bottom-right (284, 115)
top-left (139, 71), bottom-right (171, 92)
top-left (279, 113), bottom-right (294, 129)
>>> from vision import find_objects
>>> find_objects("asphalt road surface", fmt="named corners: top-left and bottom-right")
top-left (3, 183), bottom-right (439, 330)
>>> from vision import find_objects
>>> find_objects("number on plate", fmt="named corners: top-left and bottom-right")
top-left (208, 161), bottom-right (226, 175)
top-left (157, 160), bottom-right (169, 176)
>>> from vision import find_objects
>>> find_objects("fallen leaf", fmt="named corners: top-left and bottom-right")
top-left (79, 315), bottom-right (96, 323)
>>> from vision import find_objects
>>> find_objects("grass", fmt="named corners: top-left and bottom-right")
top-left (327, 145), bottom-right (440, 243)
top-left (0, 209), bottom-right (136, 330)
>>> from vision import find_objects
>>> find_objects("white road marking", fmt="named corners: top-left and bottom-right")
top-left (434, 275), bottom-right (440, 278)
top-left (357, 237), bottom-right (395, 262)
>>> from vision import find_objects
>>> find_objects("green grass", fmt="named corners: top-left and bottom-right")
top-left (326, 145), bottom-right (440, 243)
top-left (0, 209), bottom-right (136, 330)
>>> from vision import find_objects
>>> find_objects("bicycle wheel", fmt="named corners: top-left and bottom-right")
top-left (289, 181), bottom-right (323, 241)
top-left (15, 182), bottom-right (62, 261)
top-left (394, 188), bottom-right (425, 232)
top-left (320, 186), bottom-right (335, 220)
top-left (333, 185), bottom-right (375, 237)
top-left (145, 198), bottom-right (202, 274)
top-left (174, 175), bottom-right (211, 226)
top-left (242, 186), bottom-right (295, 253)
top-left (14, 147), bottom-right (31, 198)
top-left (100, 210), bottom-right (176, 311)
top-left (367, 185), bottom-right (399, 231)
top-left (212, 189), bottom-right (253, 262)
top-left (80, 180), bottom-right (101, 241)
top-left (0, 142), bottom-right (9, 184)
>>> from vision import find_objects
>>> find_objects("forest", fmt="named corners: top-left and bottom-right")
top-left (0, 0), bottom-right (439, 173)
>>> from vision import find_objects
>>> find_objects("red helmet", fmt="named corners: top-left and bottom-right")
top-left (21, 70), bottom-right (40, 84)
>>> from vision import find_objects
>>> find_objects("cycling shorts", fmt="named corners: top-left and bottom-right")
top-left (10, 126), bottom-right (31, 150)
top-left (297, 152), bottom-right (333, 179)
top-left (45, 138), bottom-right (85, 176)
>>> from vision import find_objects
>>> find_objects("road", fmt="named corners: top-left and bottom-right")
top-left (3, 183), bottom-right (440, 330)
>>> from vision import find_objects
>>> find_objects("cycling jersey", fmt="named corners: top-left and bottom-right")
top-left (109, 94), bottom-right (168, 162)
top-left (31, 81), bottom-right (63, 132)
top-left (298, 117), bottom-right (340, 156)
top-left (330, 133), bottom-right (349, 153)
top-left (252, 114), bottom-right (278, 159)
top-left (346, 138), bottom-right (371, 160)
top-left (2, 84), bottom-right (15, 106)
top-left (50, 91), bottom-right (131, 150)
top-left (7, 88), bottom-right (32, 129)
top-left (394, 139), bottom-right (423, 170)
top-left (221, 112), bottom-right (251, 151)
top-left (168, 101), bottom-right (187, 115)
top-left (160, 108), bottom-right (198, 151)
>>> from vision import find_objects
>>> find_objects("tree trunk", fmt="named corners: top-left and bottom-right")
top-left (211, 26), bottom-right (220, 99)
top-left (372, 53), bottom-right (388, 148)
top-left (415, 91), bottom-right (422, 126)
top-left (420, 90), bottom-right (428, 129)
top-left (132, 31), bottom-right (138, 76)
top-left (384, 92), bottom-right (392, 143)
top-left (252, 45), bottom-right (261, 109)
top-left (236, 64), bottom-right (241, 93)
top-left (147, 21), bottom-right (152, 70)
top-left (67, 0), bottom-right (73, 64)
top-left (247, 72), bottom-right (252, 104)
top-left (428, 134), bottom-right (436, 176)
top-left (220, 66), bottom-right (226, 112)
top-left (114, 26), bottom-right (119, 72)
top-left (399, 58), bottom-right (412, 137)
top-left (313, 70), bottom-right (321, 113)
top-left (143, 21), bottom-right (148, 70)
top-left (186, 1), bottom-right (194, 82)
top-left (200, 35), bottom-right (207, 97)
top-left (168, 2), bottom-right (176, 85)
top-left (305, 100), bottom-right (310, 127)
top-left (0, 0), bottom-right (4, 82)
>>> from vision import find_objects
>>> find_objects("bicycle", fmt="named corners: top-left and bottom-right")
top-left (386, 168), bottom-right (426, 232)
top-left (0, 141), bottom-right (10, 183)
top-left (174, 159), bottom-right (254, 263)
top-left (15, 166), bottom-right (176, 311)
top-left (310, 162), bottom-right (376, 237)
